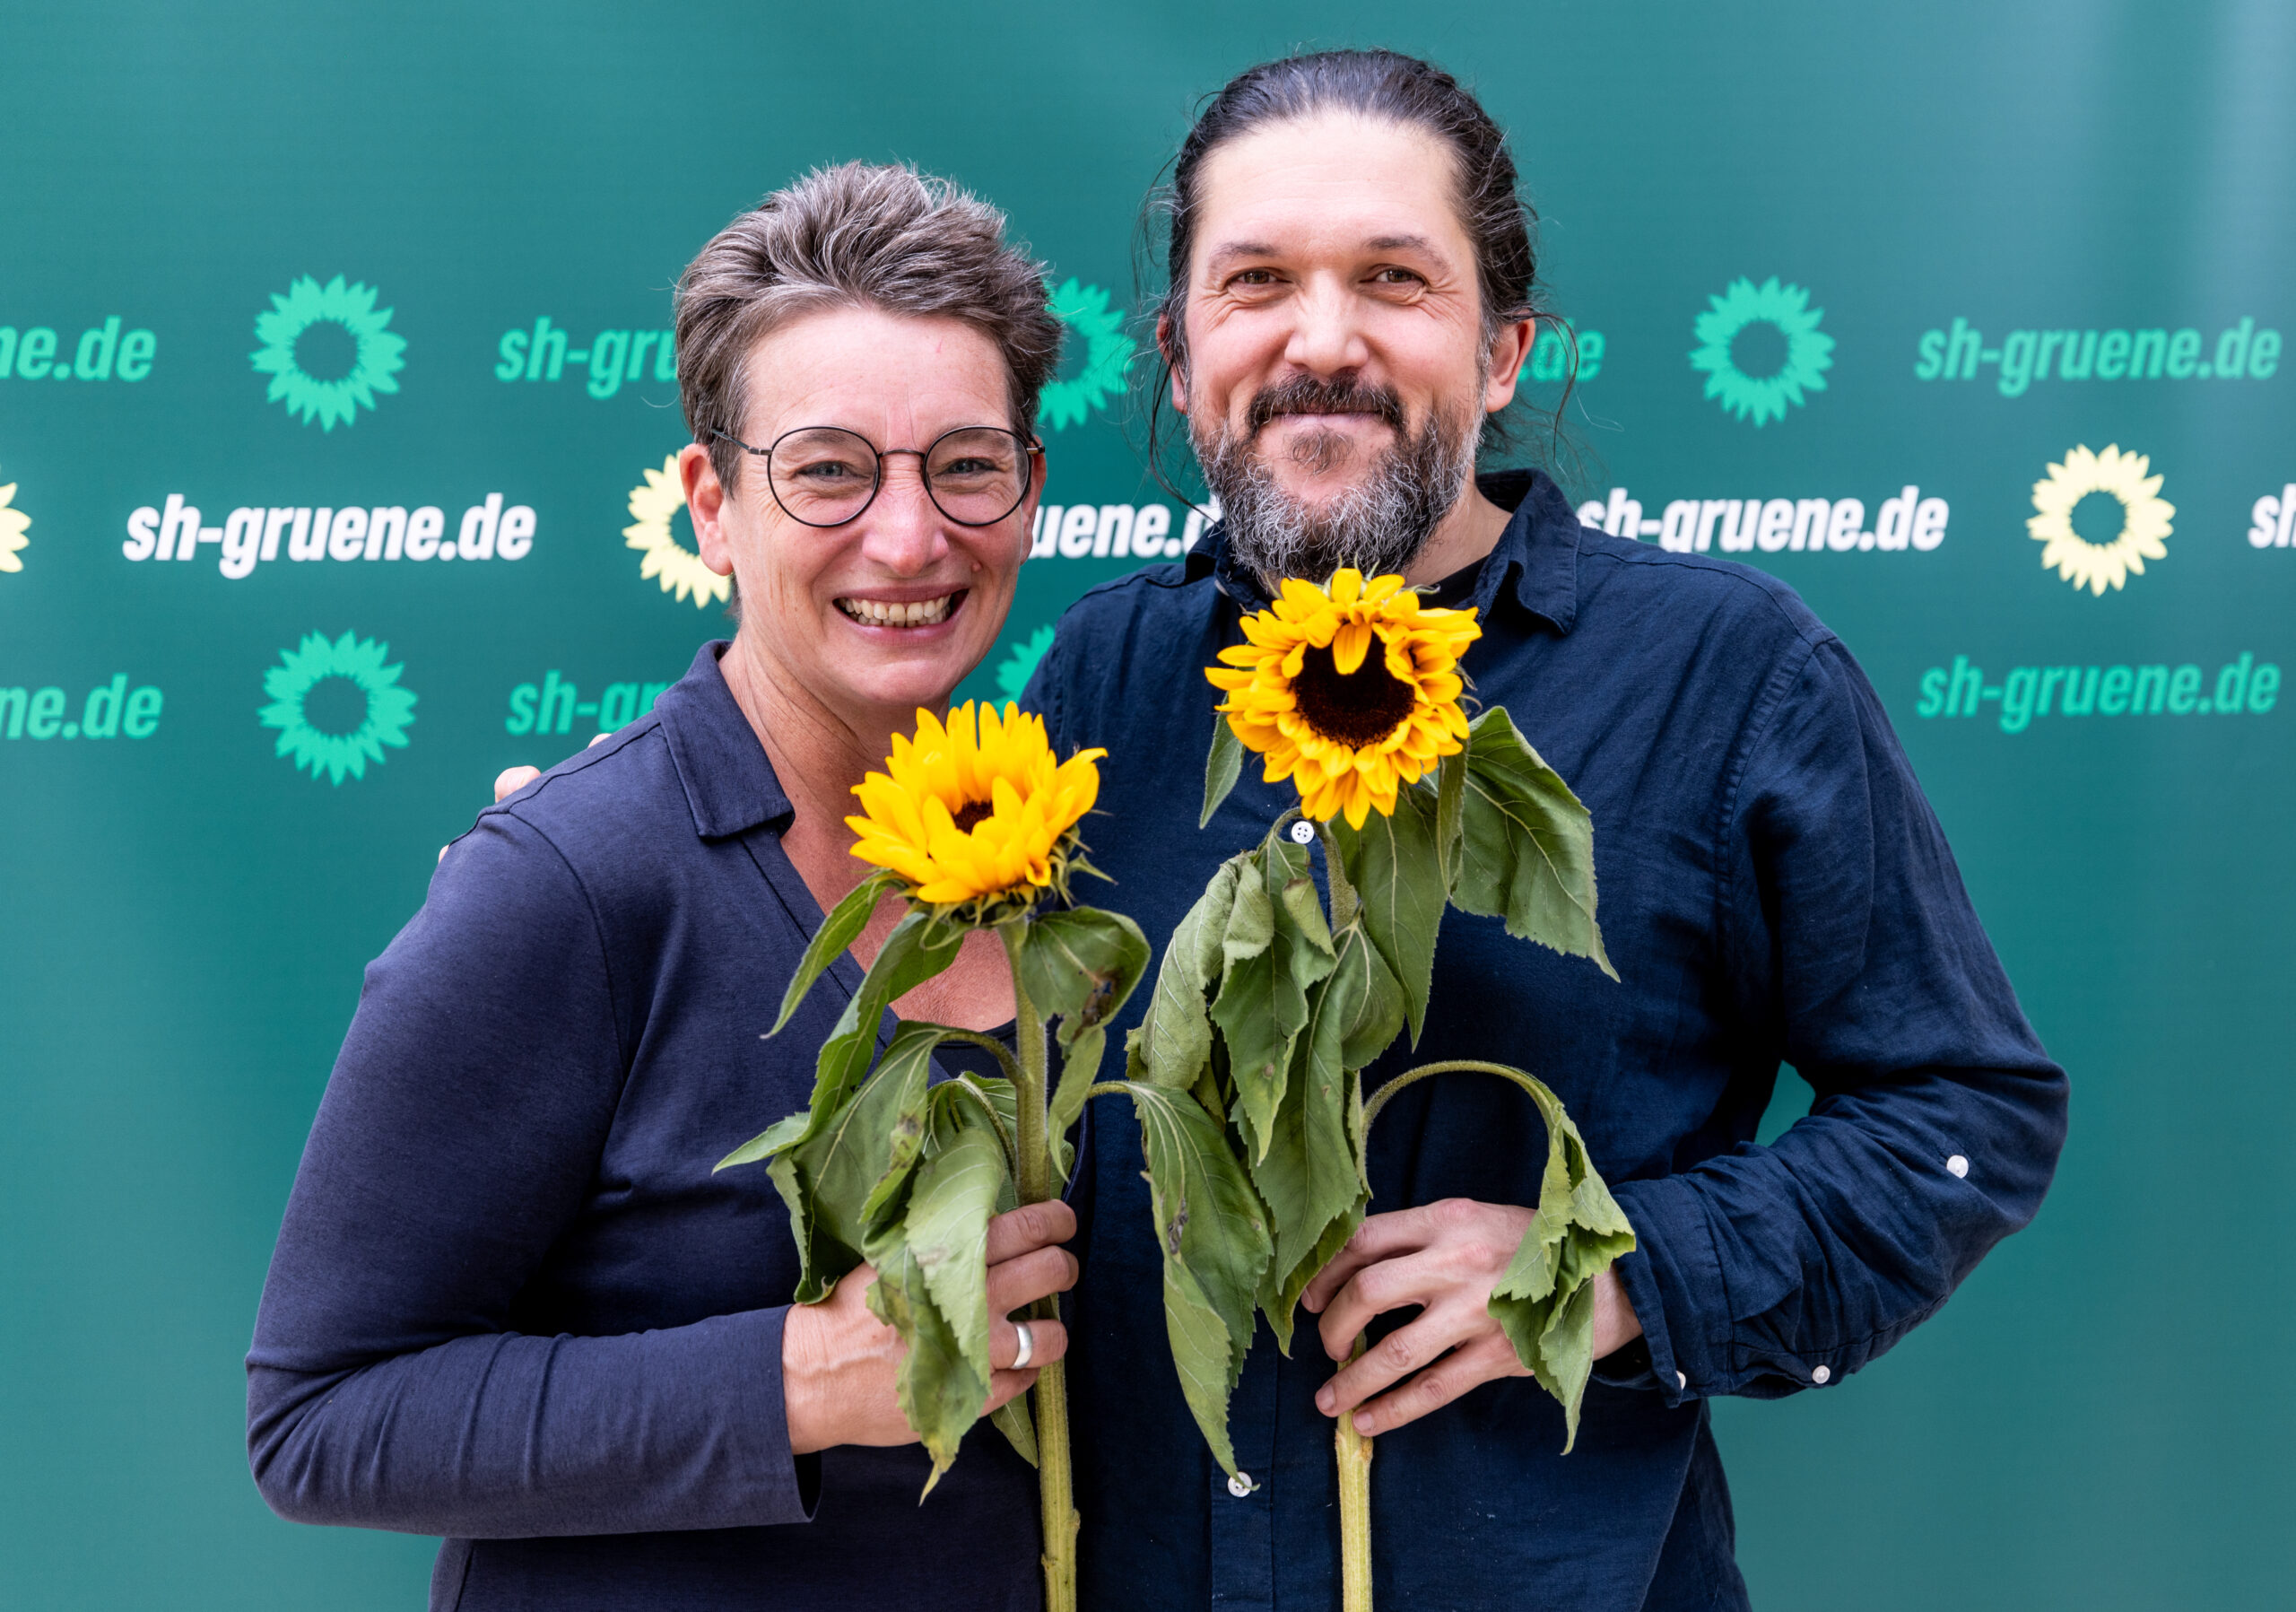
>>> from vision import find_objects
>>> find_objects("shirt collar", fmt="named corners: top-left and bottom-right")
top-left (653, 641), bottom-right (796, 840)
top-left (1187, 467), bottom-right (1584, 635)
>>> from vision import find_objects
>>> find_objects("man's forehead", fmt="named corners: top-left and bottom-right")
top-left (1204, 231), bottom-right (1445, 271)
top-left (1192, 118), bottom-right (1466, 266)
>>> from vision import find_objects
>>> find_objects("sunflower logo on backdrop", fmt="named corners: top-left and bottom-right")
top-left (993, 624), bottom-right (1057, 700)
top-left (1689, 276), bottom-right (1834, 426)
top-left (625, 454), bottom-right (731, 608)
top-left (258, 631), bottom-right (418, 785)
top-left (0, 470), bottom-right (30, 574)
top-left (2028, 444), bottom-right (2173, 596)
top-left (1037, 279), bottom-right (1136, 432)
top-left (250, 275), bottom-right (406, 431)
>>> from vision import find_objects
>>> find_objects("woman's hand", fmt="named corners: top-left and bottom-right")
top-left (782, 1199), bottom-right (1077, 1455)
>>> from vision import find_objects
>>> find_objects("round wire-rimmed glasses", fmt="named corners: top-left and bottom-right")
top-left (715, 424), bottom-right (1039, 529)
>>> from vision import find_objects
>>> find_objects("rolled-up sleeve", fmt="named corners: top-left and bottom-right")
top-left (246, 809), bottom-right (813, 1538)
top-left (1611, 635), bottom-right (2067, 1401)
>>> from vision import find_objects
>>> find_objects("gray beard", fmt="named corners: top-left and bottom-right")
top-left (1196, 407), bottom-right (1474, 588)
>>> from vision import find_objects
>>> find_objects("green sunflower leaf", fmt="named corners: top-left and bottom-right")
top-left (1217, 836), bottom-right (1336, 1165)
top-left (762, 1023), bottom-right (937, 1303)
top-left (1113, 1080), bottom-right (1274, 1476)
top-left (771, 869), bottom-right (900, 1036)
top-left (989, 1394), bottom-right (1039, 1468)
top-left (1335, 924), bottom-right (1406, 1071)
top-left (1452, 708), bottom-right (1618, 980)
top-left (726, 907), bottom-right (967, 1171)
top-left (1248, 928), bottom-right (1370, 1351)
top-left (1020, 907), bottom-right (1152, 1177)
top-left (1134, 852), bottom-right (1249, 1091)
top-left (863, 1206), bottom-right (991, 1495)
top-left (772, 1039), bottom-right (1033, 1493)
top-left (1434, 745), bottom-right (1467, 893)
top-left (1328, 781), bottom-right (1447, 1049)
top-left (903, 1123), bottom-right (1005, 1389)
top-left (1202, 711), bottom-right (1245, 828)
top-left (1485, 1073), bottom-right (1637, 1452)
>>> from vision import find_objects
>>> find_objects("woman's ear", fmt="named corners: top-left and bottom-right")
top-left (681, 442), bottom-right (736, 576)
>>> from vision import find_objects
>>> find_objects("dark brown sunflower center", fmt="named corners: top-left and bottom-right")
top-left (952, 799), bottom-right (996, 832)
top-left (1292, 642), bottom-right (1415, 748)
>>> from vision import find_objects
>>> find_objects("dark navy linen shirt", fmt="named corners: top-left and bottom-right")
top-left (247, 646), bottom-right (1041, 1612)
top-left (1024, 470), bottom-right (2067, 1611)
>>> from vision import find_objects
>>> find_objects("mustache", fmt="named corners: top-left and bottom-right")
top-left (1245, 374), bottom-right (1406, 439)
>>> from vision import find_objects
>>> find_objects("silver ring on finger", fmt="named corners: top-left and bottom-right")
top-left (1011, 1320), bottom-right (1034, 1370)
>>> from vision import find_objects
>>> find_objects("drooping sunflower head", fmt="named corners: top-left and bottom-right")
top-left (846, 701), bottom-right (1106, 919)
top-left (1205, 569), bottom-right (1481, 827)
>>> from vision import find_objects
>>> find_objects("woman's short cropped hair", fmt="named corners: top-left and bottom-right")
top-left (676, 161), bottom-right (1062, 492)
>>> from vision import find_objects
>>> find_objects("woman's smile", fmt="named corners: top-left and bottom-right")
top-left (834, 588), bottom-right (967, 629)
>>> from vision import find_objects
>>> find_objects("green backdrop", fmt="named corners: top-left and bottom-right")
top-left (4, 2), bottom-right (2290, 1607)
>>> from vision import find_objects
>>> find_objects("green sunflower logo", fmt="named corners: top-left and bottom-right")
top-left (258, 631), bottom-right (418, 785)
top-left (993, 623), bottom-right (1057, 700)
top-left (1037, 279), bottom-right (1135, 431)
top-left (250, 274), bottom-right (406, 431)
top-left (1689, 276), bottom-right (1834, 426)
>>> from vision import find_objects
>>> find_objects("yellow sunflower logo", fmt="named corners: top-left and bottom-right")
top-left (0, 473), bottom-right (29, 573)
top-left (846, 702), bottom-right (1106, 917)
top-left (624, 454), bottom-right (731, 607)
top-left (2028, 444), bottom-right (2173, 596)
top-left (1206, 570), bottom-right (1481, 828)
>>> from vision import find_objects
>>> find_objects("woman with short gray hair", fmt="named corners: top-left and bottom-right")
top-left (248, 162), bottom-right (1073, 1611)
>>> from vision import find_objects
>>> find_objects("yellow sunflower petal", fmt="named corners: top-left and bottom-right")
top-left (1199, 574), bottom-right (1483, 822)
top-left (840, 700), bottom-right (1103, 908)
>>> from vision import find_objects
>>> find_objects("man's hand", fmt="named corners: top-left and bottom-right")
top-left (782, 1199), bottom-right (1077, 1455)
top-left (1300, 1198), bottom-right (1641, 1437)
top-left (494, 766), bottom-right (542, 802)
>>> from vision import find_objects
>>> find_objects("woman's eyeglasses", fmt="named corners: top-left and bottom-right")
top-left (714, 424), bottom-right (1039, 529)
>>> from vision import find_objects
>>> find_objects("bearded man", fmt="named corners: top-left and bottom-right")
top-left (1027, 50), bottom-right (2066, 1610)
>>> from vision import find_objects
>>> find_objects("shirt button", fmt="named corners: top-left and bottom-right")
top-left (1812, 1365), bottom-right (1832, 1384)
top-left (1227, 1471), bottom-right (1258, 1497)
top-left (1946, 1155), bottom-right (1970, 1178)
top-left (1675, 1371), bottom-right (1687, 1390)
top-left (1289, 820), bottom-right (1317, 845)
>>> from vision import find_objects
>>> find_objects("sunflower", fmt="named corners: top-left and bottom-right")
top-left (1206, 570), bottom-right (1481, 828)
top-left (2027, 443), bottom-right (2173, 596)
top-left (847, 702), bottom-right (1106, 914)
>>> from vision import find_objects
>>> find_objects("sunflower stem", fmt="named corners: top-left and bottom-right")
top-left (933, 1027), bottom-right (1027, 1087)
top-left (1326, 1059), bottom-right (1555, 1612)
top-left (1336, 1333), bottom-right (1375, 1612)
top-left (1361, 1059), bottom-right (1557, 1137)
top-left (1309, 816), bottom-right (1373, 1607)
top-left (1315, 820), bottom-right (1361, 931)
top-left (998, 919), bottom-right (1078, 1612)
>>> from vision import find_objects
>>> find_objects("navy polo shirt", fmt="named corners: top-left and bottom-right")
top-left (248, 646), bottom-right (1040, 1611)
top-left (1025, 470), bottom-right (2067, 1611)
